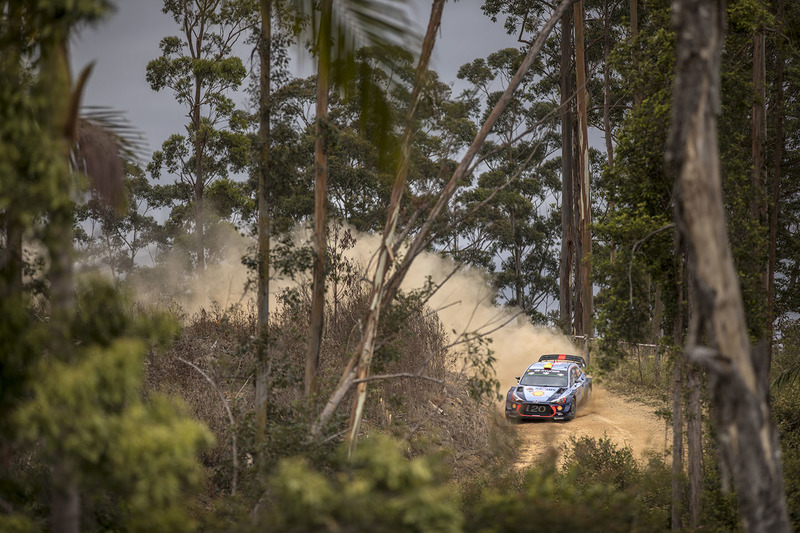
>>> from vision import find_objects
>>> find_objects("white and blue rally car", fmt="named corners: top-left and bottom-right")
top-left (505, 354), bottom-right (592, 422)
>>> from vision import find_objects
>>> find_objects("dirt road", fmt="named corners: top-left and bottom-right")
top-left (511, 385), bottom-right (670, 468)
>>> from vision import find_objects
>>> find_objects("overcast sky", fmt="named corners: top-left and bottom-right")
top-left (69, 0), bottom-right (520, 159)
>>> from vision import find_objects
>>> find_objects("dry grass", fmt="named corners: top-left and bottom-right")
top-left (143, 283), bottom-right (517, 489)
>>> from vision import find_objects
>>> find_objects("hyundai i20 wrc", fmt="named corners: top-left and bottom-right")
top-left (505, 354), bottom-right (592, 422)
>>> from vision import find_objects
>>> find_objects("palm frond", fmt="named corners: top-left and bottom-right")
top-left (294, 0), bottom-right (421, 67)
top-left (73, 106), bottom-right (148, 208)
top-left (772, 360), bottom-right (800, 391)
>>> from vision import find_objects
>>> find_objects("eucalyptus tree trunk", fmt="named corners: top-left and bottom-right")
top-left (667, 0), bottom-right (790, 530)
top-left (671, 356), bottom-right (683, 532)
top-left (671, 245), bottom-right (685, 530)
top-left (751, 30), bottom-right (766, 230)
top-left (192, 22), bottom-right (206, 272)
top-left (630, 0), bottom-right (642, 107)
top-left (559, 7), bottom-right (574, 333)
top-left (767, 0), bottom-right (784, 361)
top-left (255, 0), bottom-right (272, 463)
top-left (752, 27), bottom-right (767, 326)
top-left (602, 0), bottom-right (614, 169)
top-left (685, 261), bottom-right (703, 528)
top-left (1, 210), bottom-right (23, 298)
top-left (306, 0), bottom-right (332, 399)
top-left (574, 0), bottom-right (592, 343)
top-left (687, 364), bottom-right (703, 528)
top-left (41, 24), bottom-right (80, 533)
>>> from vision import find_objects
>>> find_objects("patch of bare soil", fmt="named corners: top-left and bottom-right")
top-left (510, 385), bottom-right (670, 468)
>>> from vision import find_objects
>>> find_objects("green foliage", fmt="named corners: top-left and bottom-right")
top-left (593, 1), bottom-right (677, 358)
top-left (771, 331), bottom-right (800, 530)
top-left (11, 280), bottom-right (213, 531)
top-left (257, 433), bottom-right (462, 532)
top-left (465, 436), bottom-right (670, 532)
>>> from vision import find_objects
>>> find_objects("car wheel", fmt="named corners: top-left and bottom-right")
top-left (567, 396), bottom-right (578, 420)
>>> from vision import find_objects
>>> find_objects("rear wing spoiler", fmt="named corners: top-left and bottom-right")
top-left (538, 354), bottom-right (587, 368)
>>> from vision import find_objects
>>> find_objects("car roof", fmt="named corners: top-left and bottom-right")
top-left (525, 361), bottom-right (576, 372)
top-left (538, 354), bottom-right (587, 367)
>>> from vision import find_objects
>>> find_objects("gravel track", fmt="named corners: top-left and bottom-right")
top-left (510, 385), bottom-right (670, 468)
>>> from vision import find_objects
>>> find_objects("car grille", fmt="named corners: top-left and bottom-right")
top-left (524, 403), bottom-right (552, 415)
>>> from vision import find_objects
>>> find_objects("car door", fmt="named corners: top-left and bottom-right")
top-left (569, 367), bottom-right (580, 404)
top-left (572, 367), bottom-right (585, 404)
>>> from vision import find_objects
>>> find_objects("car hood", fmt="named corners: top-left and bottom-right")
top-left (512, 385), bottom-right (565, 402)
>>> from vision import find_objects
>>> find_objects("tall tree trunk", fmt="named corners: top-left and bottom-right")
top-left (345, 0), bottom-right (446, 455)
top-left (686, 255), bottom-right (703, 528)
top-left (42, 30), bottom-right (80, 533)
top-left (667, 1), bottom-right (791, 530)
top-left (671, 241), bottom-right (685, 531)
top-left (513, 212), bottom-right (524, 310)
top-left (1, 209), bottom-right (24, 298)
top-left (573, 127), bottom-right (583, 337)
top-left (193, 81), bottom-right (206, 272)
top-left (255, 0), bottom-right (271, 465)
top-left (652, 283), bottom-right (664, 386)
top-left (603, 0), bottom-right (614, 169)
top-left (671, 355), bottom-right (684, 532)
top-left (630, 0), bottom-right (642, 107)
top-left (751, 30), bottom-right (766, 229)
top-left (559, 7), bottom-right (574, 333)
top-left (767, 0), bottom-right (784, 364)
top-left (306, 0), bottom-right (332, 399)
top-left (752, 28), bottom-right (767, 315)
top-left (687, 364), bottom-right (703, 528)
top-left (574, 0), bottom-right (592, 345)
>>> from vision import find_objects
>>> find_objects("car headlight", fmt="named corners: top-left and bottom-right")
top-left (552, 396), bottom-right (568, 404)
top-left (512, 392), bottom-right (524, 403)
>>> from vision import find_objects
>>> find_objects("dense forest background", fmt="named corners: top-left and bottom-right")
top-left (1, 0), bottom-right (799, 531)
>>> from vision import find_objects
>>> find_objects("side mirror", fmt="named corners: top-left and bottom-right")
top-left (515, 376), bottom-right (521, 381)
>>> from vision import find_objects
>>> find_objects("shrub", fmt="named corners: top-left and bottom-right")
top-left (256, 433), bottom-right (462, 532)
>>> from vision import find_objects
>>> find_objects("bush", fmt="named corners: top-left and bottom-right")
top-left (256, 433), bottom-right (462, 532)
top-left (465, 436), bottom-right (670, 532)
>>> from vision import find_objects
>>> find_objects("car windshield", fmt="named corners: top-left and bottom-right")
top-left (519, 369), bottom-right (569, 387)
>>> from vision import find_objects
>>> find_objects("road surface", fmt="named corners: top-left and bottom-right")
top-left (510, 385), bottom-right (670, 468)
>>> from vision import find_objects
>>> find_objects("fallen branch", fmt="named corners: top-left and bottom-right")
top-left (178, 357), bottom-right (238, 497)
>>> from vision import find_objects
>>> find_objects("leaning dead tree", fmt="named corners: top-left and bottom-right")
top-left (666, 0), bottom-right (790, 531)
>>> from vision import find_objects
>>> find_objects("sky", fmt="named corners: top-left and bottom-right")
top-left (69, 0), bottom-right (521, 160)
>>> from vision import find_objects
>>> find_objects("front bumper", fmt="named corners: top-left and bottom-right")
top-left (505, 399), bottom-right (574, 420)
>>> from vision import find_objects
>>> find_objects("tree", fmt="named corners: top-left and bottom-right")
top-left (454, 48), bottom-right (562, 321)
top-left (146, 0), bottom-right (255, 272)
top-left (573, 0), bottom-right (592, 342)
top-left (75, 162), bottom-right (162, 280)
top-left (560, 6), bottom-right (575, 333)
top-left (254, 0), bottom-right (272, 472)
top-left (667, 0), bottom-right (791, 530)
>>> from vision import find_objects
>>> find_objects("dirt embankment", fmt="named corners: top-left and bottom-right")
top-left (510, 385), bottom-right (670, 468)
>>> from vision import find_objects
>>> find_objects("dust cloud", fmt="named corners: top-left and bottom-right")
top-left (336, 227), bottom-right (581, 391)
top-left (131, 223), bottom-right (580, 391)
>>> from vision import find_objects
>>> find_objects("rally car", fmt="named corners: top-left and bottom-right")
top-left (505, 354), bottom-right (592, 422)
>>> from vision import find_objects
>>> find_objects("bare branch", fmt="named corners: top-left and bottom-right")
top-left (177, 357), bottom-right (238, 496)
